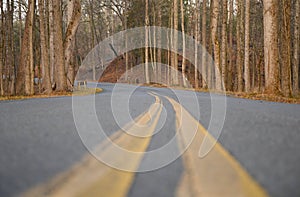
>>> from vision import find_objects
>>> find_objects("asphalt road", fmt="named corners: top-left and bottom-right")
top-left (0, 83), bottom-right (300, 197)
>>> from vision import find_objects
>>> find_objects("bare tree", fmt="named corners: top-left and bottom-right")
top-left (125, 0), bottom-right (129, 82)
top-left (53, 0), bottom-right (67, 91)
top-left (49, 0), bottom-right (55, 85)
top-left (263, 0), bottom-right (280, 94)
top-left (151, 2), bottom-right (157, 82)
top-left (281, 0), bottom-right (292, 96)
top-left (172, 0), bottom-right (179, 85)
top-left (16, 0), bottom-right (35, 95)
top-left (207, 0), bottom-right (213, 89)
top-left (0, 0), bottom-right (3, 95)
top-left (87, 0), bottom-right (97, 81)
top-left (18, 0), bottom-right (22, 48)
top-left (28, 0), bottom-right (34, 95)
top-left (221, 0), bottom-right (227, 90)
top-left (201, 0), bottom-right (207, 89)
top-left (6, 0), bottom-right (15, 95)
top-left (227, 0), bottom-right (234, 91)
top-left (39, 0), bottom-right (52, 93)
top-left (211, 0), bottom-right (221, 90)
top-left (157, 0), bottom-right (162, 82)
top-left (168, 7), bottom-right (173, 86)
top-left (194, 0), bottom-right (199, 89)
top-left (64, 0), bottom-right (81, 90)
top-left (293, 0), bottom-right (300, 95)
top-left (244, 0), bottom-right (251, 92)
top-left (181, 0), bottom-right (187, 87)
top-left (145, 0), bottom-right (150, 83)
top-left (237, 0), bottom-right (244, 92)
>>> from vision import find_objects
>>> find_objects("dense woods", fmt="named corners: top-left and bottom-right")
top-left (0, 0), bottom-right (299, 97)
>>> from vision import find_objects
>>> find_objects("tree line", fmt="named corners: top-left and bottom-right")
top-left (0, 0), bottom-right (299, 97)
top-left (0, 0), bottom-right (81, 95)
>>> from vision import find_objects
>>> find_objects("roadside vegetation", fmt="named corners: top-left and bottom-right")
top-left (0, 0), bottom-right (299, 103)
top-left (0, 88), bottom-right (102, 101)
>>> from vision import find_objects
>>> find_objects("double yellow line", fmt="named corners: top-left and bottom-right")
top-left (165, 96), bottom-right (268, 197)
top-left (23, 94), bottom-right (162, 197)
top-left (22, 92), bottom-right (268, 197)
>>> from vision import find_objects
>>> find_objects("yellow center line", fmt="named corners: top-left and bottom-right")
top-left (22, 94), bottom-right (162, 197)
top-left (164, 96), bottom-right (269, 197)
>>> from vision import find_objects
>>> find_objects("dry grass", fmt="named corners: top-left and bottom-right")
top-left (141, 83), bottom-right (168, 88)
top-left (72, 87), bottom-right (103, 96)
top-left (224, 91), bottom-right (300, 104)
top-left (194, 88), bottom-right (300, 104)
top-left (7, 81), bottom-right (294, 104)
top-left (141, 83), bottom-right (300, 104)
top-left (0, 88), bottom-right (103, 101)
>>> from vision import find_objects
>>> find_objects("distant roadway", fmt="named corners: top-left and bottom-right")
top-left (0, 83), bottom-right (300, 197)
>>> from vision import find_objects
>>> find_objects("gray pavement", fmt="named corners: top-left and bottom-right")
top-left (0, 83), bottom-right (300, 197)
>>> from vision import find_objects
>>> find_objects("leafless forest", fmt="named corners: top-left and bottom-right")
top-left (0, 0), bottom-right (299, 97)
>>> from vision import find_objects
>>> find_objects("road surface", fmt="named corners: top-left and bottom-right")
top-left (0, 83), bottom-right (300, 197)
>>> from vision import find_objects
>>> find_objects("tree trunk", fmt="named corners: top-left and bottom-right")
top-left (64, 0), bottom-right (81, 90)
top-left (157, 1), bottom-right (162, 82)
top-left (263, 0), bottom-right (280, 94)
top-left (88, 0), bottom-right (96, 81)
top-left (227, 0), bottom-right (234, 91)
top-left (6, 0), bottom-right (15, 95)
top-left (172, 0), bottom-right (179, 85)
top-left (201, 0), bottom-right (207, 89)
top-left (39, 0), bottom-right (52, 94)
top-left (18, 0), bottom-right (22, 48)
top-left (237, 0), bottom-right (244, 92)
top-left (49, 0), bottom-right (55, 85)
top-left (194, 0), bottom-right (199, 89)
top-left (207, 1), bottom-right (213, 89)
top-left (124, 0), bottom-right (128, 82)
top-left (16, 0), bottom-right (35, 95)
top-left (10, 0), bottom-right (14, 95)
top-left (18, 0), bottom-right (23, 93)
top-left (3, 1), bottom-right (6, 95)
top-left (293, 0), bottom-right (300, 96)
top-left (281, 0), bottom-right (292, 97)
top-left (0, 0), bottom-right (3, 96)
top-left (145, 0), bottom-right (150, 83)
top-left (53, 0), bottom-right (67, 91)
top-left (211, 0), bottom-right (221, 91)
top-left (29, 0), bottom-right (34, 95)
top-left (152, 3), bottom-right (157, 82)
top-left (244, 0), bottom-right (251, 92)
top-left (221, 0), bottom-right (227, 90)
top-left (181, 0), bottom-right (187, 87)
top-left (168, 10), bottom-right (173, 86)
